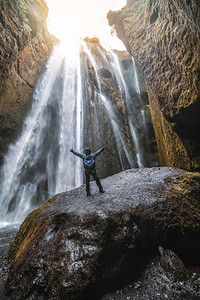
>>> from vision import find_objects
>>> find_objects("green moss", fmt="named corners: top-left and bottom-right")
top-left (16, 0), bottom-right (31, 28)
top-left (172, 172), bottom-right (200, 192)
top-left (7, 196), bottom-right (55, 262)
top-left (153, 172), bottom-right (200, 232)
top-left (0, 0), bottom-right (30, 29)
top-left (120, 0), bottom-right (148, 21)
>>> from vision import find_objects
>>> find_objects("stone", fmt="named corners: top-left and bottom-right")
top-left (83, 42), bottom-right (158, 175)
top-left (98, 68), bottom-right (112, 79)
top-left (4, 167), bottom-right (200, 299)
top-left (0, 225), bottom-right (18, 300)
top-left (0, 0), bottom-right (57, 165)
top-left (102, 247), bottom-right (200, 300)
top-left (83, 36), bottom-right (100, 43)
top-left (107, 0), bottom-right (200, 171)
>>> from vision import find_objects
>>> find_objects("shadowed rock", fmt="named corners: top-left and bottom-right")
top-left (107, 0), bottom-right (200, 171)
top-left (4, 167), bottom-right (200, 299)
top-left (103, 247), bottom-right (200, 300)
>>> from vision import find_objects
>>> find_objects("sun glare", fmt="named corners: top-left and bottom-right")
top-left (45, 0), bottom-right (126, 49)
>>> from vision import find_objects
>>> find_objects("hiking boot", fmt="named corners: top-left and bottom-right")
top-left (87, 192), bottom-right (91, 196)
top-left (99, 189), bottom-right (105, 193)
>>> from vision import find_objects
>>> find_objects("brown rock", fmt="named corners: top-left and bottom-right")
top-left (107, 0), bottom-right (200, 171)
top-left (102, 247), bottom-right (199, 300)
top-left (0, 0), bottom-right (57, 164)
top-left (83, 36), bottom-right (100, 43)
top-left (5, 167), bottom-right (200, 299)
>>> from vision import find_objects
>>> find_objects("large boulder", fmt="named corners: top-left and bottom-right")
top-left (0, 0), bottom-right (57, 164)
top-left (5, 167), bottom-right (200, 299)
top-left (107, 0), bottom-right (200, 171)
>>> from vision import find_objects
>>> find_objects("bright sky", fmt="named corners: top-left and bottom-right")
top-left (45, 0), bottom-right (126, 49)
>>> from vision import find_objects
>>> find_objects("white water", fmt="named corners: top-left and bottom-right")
top-left (0, 42), bottom-right (84, 225)
top-left (82, 42), bottom-right (135, 170)
top-left (0, 40), bottom-right (151, 226)
top-left (132, 57), bottom-right (141, 95)
top-left (100, 43), bottom-right (145, 167)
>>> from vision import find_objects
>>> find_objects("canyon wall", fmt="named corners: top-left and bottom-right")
top-left (0, 0), bottom-right (57, 164)
top-left (108, 0), bottom-right (200, 171)
top-left (83, 38), bottom-right (158, 178)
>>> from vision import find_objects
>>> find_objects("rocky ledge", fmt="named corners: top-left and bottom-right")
top-left (4, 167), bottom-right (200, 299)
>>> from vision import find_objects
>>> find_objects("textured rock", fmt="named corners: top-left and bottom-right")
top-left (0, 0), bottom-right (57, 164)
top-left (0, 226), bottom-right (18, 300)
top-left (103, 247), bottom-right (200, 300)
top-left (107, 0), bottom-right (200, 171)
top-left (82, 41), bottom-right (158, 176)
top-left (5, 167), bottom-right (200, 299)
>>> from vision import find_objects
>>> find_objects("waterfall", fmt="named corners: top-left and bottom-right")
top-left (0, 42), bottom-right (84, 226)
top-left (82, 42), bottom-right (135, 170)
top-left (98, 43), bottom-right (146, 168)
top-left (0, 39), bottom-right (153, 226)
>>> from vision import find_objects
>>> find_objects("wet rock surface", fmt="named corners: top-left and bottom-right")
top-left (0, 226), bottom-right (18, 300)
top-left (4, 167), bottom-right (200, 299)
top-left (102, 247), bottom-right (200, 300)
top-left (82, 41), bottom-right (158, 177)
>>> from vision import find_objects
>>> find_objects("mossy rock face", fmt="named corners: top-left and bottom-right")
top-left (108, 0), bottom-right (200, 171)
top-left (136, 171), bottom-right (200, 232)
top-left (0, 0), bottom-right (57, 165)
top-left (5, 167), bottom-right (200, 299)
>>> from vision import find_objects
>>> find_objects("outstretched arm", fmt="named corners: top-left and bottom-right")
top-left (94, 147), bottom-right (104, 157)
top-left (70, 149), bottom-right (84, 159)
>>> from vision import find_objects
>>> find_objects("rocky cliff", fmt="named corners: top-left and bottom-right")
top-left (82, 38), bottom-right (158, 177)
top-left (0, 0), bottom-right (57, 164)
top-left (4, 167), bottom-right (200, 299)
top-left (107, 0), bottom-right (200, 171)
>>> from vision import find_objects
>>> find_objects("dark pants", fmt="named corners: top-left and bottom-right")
top-left (85, 167), bottom-right (103, 193)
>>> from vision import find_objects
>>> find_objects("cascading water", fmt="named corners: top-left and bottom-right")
top-left (104, 45), bottom-right (144, 168)
top-left (0, 42), bottom-right (84, 226)
top-left (82, 42), bottom-right (135, 170)
top-left (0, 39), bottom-right (155, 226)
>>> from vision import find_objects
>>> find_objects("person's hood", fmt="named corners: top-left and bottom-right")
top-left (85, 147), bottom-right (91, 155)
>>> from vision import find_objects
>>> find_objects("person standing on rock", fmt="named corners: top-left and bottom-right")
top-left (70, 147), bottom-right (105, 196)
